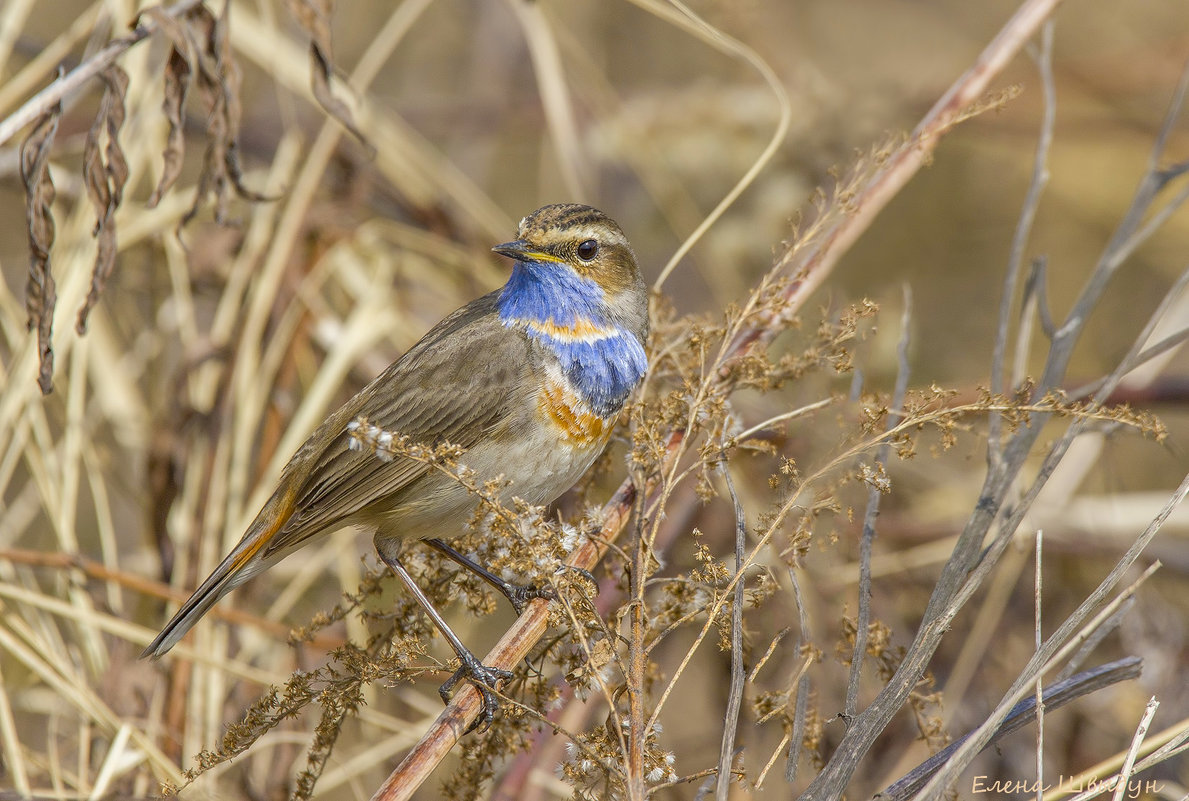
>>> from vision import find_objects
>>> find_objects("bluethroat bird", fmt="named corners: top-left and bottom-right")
top-left (142, 204), bottom-right (649, 728)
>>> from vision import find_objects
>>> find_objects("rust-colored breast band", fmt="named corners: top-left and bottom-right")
top-left (539, 381), bottom-right (607, 446)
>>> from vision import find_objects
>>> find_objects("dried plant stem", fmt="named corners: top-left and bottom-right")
top-left (0, 0), bottom-right (204, 148)
top-left (627, 480), bottom-right (649, 801)
top-left (720, 4), bottom-right (1063, 398)
top-left (876, 657), bottom-right (1143, 801)
top-left (783, 568), bottom-right (813, 784)
top-left (638, 0), bottom-right (792, 290)
top-left (1110, 697), bottom-right (1159, 801)
top-left (845, 287), bottom-right (912, 718)
top-left (1053, 719), bottom-right (1189, 801)
top-left (714, 466), bottom-right (747, 801)
top-left (990, 19), bottom-right (1055, 457)
top-left (1034, 529), bottom-right (1046, 801)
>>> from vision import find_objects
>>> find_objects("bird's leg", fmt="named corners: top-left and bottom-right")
top-left (375, 548), bottom-right (513, 733)
top-left (423, 537), bottom-right (556, 615)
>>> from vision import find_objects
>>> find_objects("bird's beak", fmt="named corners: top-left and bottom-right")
top-left (492, 240), bottom-right (562, 263)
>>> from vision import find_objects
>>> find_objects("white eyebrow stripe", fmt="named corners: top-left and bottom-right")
top-left (542, 225), bottom-right (629, 249)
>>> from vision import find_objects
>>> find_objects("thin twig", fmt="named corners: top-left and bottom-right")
top-left (1069, 266), bottom-right (1189, 402)
top-left (1053, 66), bottom-right (1189, 359)
top-left (727, 398), bottom-right (832, 449)
top-left (715, 465), bottom-right (747, 801)
top-left (1052, 598), bottom-right (1133, 684)
top-left (784, 567), bottom-right (812, 783)
top-left (640, 0), bottom-right (792, 290)
top-left (1058, 720), bottom-right (1189, 801)
top-left (1111, 697), bottom-right (1159, 801)
top-left (844, 286), bottom-right (911, 717)
top-left (990, 19), bottom-right (1055, 459)
top-left (627, 467), bottom-right (650, 801)
top-left (1035, 528), bottom-right (1045, 801)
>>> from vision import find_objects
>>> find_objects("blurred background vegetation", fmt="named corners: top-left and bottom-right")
top-left (0, 0), bottom-right (1187, 799)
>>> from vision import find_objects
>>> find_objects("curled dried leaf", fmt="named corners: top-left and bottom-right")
top-left (183, 2), bottom-right (273, 225)
top-left (140, 3), bottom-right (272, 225)
top-left (19, 101), bottom-right (61, 395)
top-left (285, 0), bottom-right (332, 45)
top-left (308, 42), bottom-right (373, 156)
top-left (139, 5), bottom-right (199, 207)
top-left (286, 0), bottom-right (373, 155)
top-left (77, 65), bottom-right (130, 334)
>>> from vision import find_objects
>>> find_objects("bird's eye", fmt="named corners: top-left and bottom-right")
top-left (576, 239), bottom-right (598, 261)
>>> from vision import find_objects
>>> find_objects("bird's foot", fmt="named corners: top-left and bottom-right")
top-left (500, 581), bottom-right (557, 616)
top-left (439, 651), bottom-right (515, 734)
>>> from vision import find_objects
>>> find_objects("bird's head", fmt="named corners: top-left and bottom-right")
top-left (493, 204), bottom-right (648, 340)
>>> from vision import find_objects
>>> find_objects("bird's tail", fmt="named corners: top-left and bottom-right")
top-left (141, 514), bottom-right (282, 659)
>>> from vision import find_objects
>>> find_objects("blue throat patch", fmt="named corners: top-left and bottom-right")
top-left (499, 262), bottom-right (646, 417)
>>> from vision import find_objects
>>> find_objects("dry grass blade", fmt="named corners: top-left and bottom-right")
top-left (77, 65), bottom-right (130, 335)
top-left (18, 98), bottom-right (61, 395)
top-left (637, 0), bottom-right (792, 291)
top-left (990, 19), bottom-right (1055, 454)
top-left (845, 288), bottom-right (912, 719)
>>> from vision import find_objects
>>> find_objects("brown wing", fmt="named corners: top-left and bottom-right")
top-left (260, 291), bottom-right (533, 556)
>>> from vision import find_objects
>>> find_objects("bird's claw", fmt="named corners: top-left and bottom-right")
top-left (439, 651), bottom-right (515, 734)
top-left (503, 582), bottom-right (557, 616)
